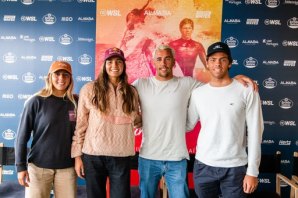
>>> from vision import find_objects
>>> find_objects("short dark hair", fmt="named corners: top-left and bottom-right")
top-left (179, 18), bottom-right (194, 29)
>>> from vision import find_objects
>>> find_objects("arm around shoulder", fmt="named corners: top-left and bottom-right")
top-left (186, 92), bottom-right (200, 131)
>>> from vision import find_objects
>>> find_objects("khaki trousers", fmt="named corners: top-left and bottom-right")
top-left (25, 163), bottom-right (77, 198)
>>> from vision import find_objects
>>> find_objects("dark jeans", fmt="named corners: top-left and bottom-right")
top-left (82, 154), bottom-right (131, 198)
top-left (193, 160), bottom-right (247, 198)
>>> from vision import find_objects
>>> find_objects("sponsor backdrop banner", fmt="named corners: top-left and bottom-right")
top-left (222, 0), bottom-right (298, 194)
top-left (95, 0), bottom-right (223, 187)
top-left (0, 0), bottom-right (297, 195)
top-left (0, 0), bottom-right (96, 182)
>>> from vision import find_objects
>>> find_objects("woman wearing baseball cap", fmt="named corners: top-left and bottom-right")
top-left (71, 47), bottom-right (141, 198)
top-left (15, 61), bottom-right (78, 198)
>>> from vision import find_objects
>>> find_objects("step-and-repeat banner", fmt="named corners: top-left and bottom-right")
top-left (222, 0), bottom-right (298, 193)
top-left (95, 0), bottom-right (223, 187)
top-left (0, 0), bottom-right (96, 181)
top-left (0, 0), bottom-right (297, 195)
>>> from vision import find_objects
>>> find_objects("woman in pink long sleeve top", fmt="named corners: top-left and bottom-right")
top-left (71, 47), bottom-right (141, 198)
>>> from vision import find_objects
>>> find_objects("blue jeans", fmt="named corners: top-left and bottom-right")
top-left (82, 154), bottom-right (131, 198)
top-left (193, 160), bottom-right (247, 198)
top-left (138, 157), bottom-right (189, 198)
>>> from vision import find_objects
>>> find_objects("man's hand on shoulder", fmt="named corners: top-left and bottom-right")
top-left (234, 74), bottom-right (258, 92)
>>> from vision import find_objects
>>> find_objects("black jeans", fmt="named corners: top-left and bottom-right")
top-left (82, 154), bottom-right (131, 198)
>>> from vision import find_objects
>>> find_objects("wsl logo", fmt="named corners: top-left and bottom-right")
top-left (264, 19), bottom-right (281, 25)
top-left (259, 178), bottom-right (271, 184)
top-left (76, 76), bottom-right (92, 82)
top-left (245, 0), bottom-right (262, 4)
top-left (262, 100), bottom-right (274, 106)
top-left (3, 52), bottom-right (17, 64)
top-left (78, 54), bottom-right (92, 65)
top-left (224, 37), bottom-right (239, 48)
top-left (39, 36), bottom-right (55, 42)
top-left (57, 56), bottom-right (73, 62)
top-left (99, 9), bottom-right (121, 17)
top-left (18, 94), bottom-right (32, 100)
top-left (2, 74), bottom-right (18, 80)
top-left (279, 98), bottom-right (293, 109)
top-left (265, 0), bottom-right (280, 8)
top-left (280, 120), bottom-right (296, 127)
top-left (42, 13), bottom-right (56, 25)
top-left (59, 34), bottom-right (73, 45)
top-left (22, 72), bottom-right (36, 83)
top-left (243, 57), bottom-right (258, 68)
top-left (287, 17), bottom-right (298, 29)
top-left (20, 16), bottom-right (37, 22)
top-left (282, 40), bottom-right (298, 47)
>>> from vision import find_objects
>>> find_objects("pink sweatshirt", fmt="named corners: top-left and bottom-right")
top-left (71, 82), bottom-right (140, 158)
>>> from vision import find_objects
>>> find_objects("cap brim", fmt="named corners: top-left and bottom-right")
top-left (207, 49), bottom-right (227, 57)
top-left (105, 54), bottom-right (126, 61)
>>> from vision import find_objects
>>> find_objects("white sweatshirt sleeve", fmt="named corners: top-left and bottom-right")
top-left (186, 91), bottom-right (200, 131)
top-left (245, 89), bottom-right (264, 177)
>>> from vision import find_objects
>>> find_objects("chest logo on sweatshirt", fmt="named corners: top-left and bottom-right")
top-left (69, 110), bottom-right (76, 122)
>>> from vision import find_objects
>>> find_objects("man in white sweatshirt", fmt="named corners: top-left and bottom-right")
top-left (187, 42), bottom-right (264, 198)
top-left (133, 44), bottom-right (258, 198)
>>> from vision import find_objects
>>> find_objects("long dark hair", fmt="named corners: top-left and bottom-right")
top-left (92, 60), bottom-right (137, 114)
